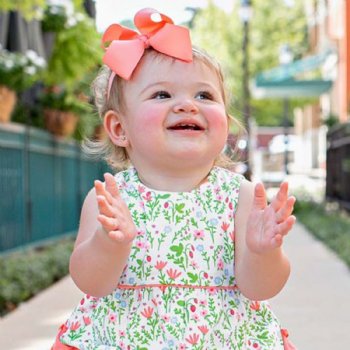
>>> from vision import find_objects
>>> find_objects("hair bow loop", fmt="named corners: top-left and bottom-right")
top-left (149, 23), bottom-right (192, 62)
top-left (134, 8), bottom-right (173, 34)
top-left (102, 7), bottom-right (193, 84)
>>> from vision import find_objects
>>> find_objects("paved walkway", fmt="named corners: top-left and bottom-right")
top-left (1, 222), bottom-right (350, 349)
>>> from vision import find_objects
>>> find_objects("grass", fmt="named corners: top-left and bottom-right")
top-left (294, 200), bottom-right (350, 269)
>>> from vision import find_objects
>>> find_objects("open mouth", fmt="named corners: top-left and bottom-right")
top-left (167, 123), bottom-right (204, 131)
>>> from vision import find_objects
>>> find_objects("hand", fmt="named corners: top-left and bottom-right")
top-left (246, 182), bottom-right (296, 254)
top-left (94, 173), bottom-right (137, 244)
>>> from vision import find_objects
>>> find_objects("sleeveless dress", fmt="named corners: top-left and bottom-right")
top-left (58, 166), bottom-right (288, 350)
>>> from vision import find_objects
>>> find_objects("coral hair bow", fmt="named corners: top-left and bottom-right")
top-left (102, 8), bottom-right (193, 85)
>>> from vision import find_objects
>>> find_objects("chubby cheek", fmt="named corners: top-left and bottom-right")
top-left (208, 108), bottom-right (229, 136)
top-left (131, 106), bottom-right (164, 141)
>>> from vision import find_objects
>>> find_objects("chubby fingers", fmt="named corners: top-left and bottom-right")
top-left (271, 215), bottom-right (296, 248)
top-left (271, 182), bottom-right (289, 212)
top-left (275, 196), bottom-right (296, 223)
top-left (104, 173), bottom-right (120, 198)
top-left (253, 183), bottom-right (267, 210)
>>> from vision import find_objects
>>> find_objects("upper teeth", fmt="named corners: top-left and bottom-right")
top-left (178, 123), bottom-right (196, 127)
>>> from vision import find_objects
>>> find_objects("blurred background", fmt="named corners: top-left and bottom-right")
top-left (0, 0), bottom-right (350, 339)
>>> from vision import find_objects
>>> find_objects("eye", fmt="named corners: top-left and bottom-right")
top-left (196, 91), bottom-right (214, 100)
top-left (151, 90), bottom-right (171, 99)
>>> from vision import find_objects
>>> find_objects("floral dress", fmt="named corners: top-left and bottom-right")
top-left (58, 166), bottom-right (288, 350)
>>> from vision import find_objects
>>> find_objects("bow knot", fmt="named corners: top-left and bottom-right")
top-left (138, 35), bottom-right (151, 49)
top-left (102, 8), bottom-right (193, 85)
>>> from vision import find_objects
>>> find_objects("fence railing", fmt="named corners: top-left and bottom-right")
top-left (0, 123), bottom-right (108, 253)
top-left (326, 121), bottom-right (350, 210)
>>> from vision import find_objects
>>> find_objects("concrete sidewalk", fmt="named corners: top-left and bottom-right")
top-left (1, 222), bottom-right (350, 349)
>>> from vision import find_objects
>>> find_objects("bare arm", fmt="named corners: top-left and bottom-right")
top-left (234, 180), bottom-right (296, 300)
top-left (69, 173), bottom-right (137, 297)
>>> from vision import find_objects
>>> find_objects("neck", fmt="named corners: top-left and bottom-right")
top-left (134, 162), bottom-right (214, 192)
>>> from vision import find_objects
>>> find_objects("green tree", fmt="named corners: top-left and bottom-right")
top-left (191, 0), bottom-right (310, 126)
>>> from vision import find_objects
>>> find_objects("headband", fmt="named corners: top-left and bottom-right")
top-left (101, 8), bottom-right (193, 99)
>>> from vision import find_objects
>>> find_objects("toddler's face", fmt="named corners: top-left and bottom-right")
top-left (119, 53), bottom-right (228, 172)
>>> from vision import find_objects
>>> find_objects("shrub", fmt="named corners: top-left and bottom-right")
top-left (0, 238), bottom-right (74, 316)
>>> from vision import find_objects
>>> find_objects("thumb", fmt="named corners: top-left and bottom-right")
top-left (253, 183), bottom-right (267, 210)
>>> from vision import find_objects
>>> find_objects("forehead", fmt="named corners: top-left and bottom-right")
top-left (128, 51), bottom-right (222, 89)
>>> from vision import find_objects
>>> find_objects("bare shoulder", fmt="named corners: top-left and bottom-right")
top-left (74, 187), bottom-right (99, 248)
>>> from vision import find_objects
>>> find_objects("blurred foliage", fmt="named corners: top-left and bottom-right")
top-left (0, 238), bottom-right (74, 316)
top-left (294, 201), bottom-right (350, 269)
top-left (0, 49), bottom-right (46, 92)
top-left (0, 0), bottom-right (84, 20)
top-left (191, 0), bottom-right (310, 126)
top-left (0, 0), bottom-right (46, 20)
top-left (43, 16), bottom-right (101, 88)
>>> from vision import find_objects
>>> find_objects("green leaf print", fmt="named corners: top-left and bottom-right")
top-left (159, 194), bottom-right (171, 199)
top-left (170, 243), bottom-right (184, 256)
top-left (175, 203), bottom-right (185, 213)
top-left (177, 300), bottom-right (186, 307)
top-left (187, 272), bottom-right (199, 283)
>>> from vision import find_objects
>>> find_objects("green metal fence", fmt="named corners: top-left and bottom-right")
top-left (0, 123), bottom-right (108, 253)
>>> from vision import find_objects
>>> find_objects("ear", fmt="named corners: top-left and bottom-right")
top-left (103, 110), bottom-right (129, 147)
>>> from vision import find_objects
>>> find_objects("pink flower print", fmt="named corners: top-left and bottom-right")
top-left (70, 321), bottom-right (80, 331)
top-left (143, 191), bottom-right (152, 202)
top-left (229, 202), bottom-right (233, 210)
top-left (221, 222), bottom-right (230, 232)
top-left (164, 202), bottom-right (169, 208)
top-left (162, 314), bottom-right (170, 322)
top-left (208, 287), bottom-right (217, 295)
top-left (193, 230), bottom-right (205, 239)
top-left (119, 330), bottom-right (126, 337)
top-left (190, 260), bottom-right (199, 268)
top-left (155, 261), bottom-right (167, 270)
top-left (166, 268), bottom-right (181, 280)
top-left (217, 258), bottom-right (224, 270)
top-left (198, 325), bottom-right (209, 335)
top-left (191, 313), bottom-right (200, 321)
top-left (178, 344), bottom-right (187, 350)
top-left (109, 313), bottom-right (117, 323)
top-left (216, 195), bottom-right (223, 201)
top-left (146, 255), bottom-right (152, 262)
top-left (83, 316), bottom-right (91, 326)
top-left (139, 201), bottom-right (145, 208)
top-left (141, 306), bottom-right (154, 319)
top-left (135, 241), bottom-right (145, 249)
top-left (229, 230), bottom-right (235, 242)
top-left (151, 298), bottom-right (158, 306)
top-left (200, 309), bottom-right (208, 317)
top-left (250, 301), bottom-right (260, 311)
top-left (80, 298), bottom-right (85, 305)
top-left (137, 185), bottom-right (145, 193)
top-left (137, 230), bottom-right (144, 237)
top-left (119, 341), bottom-right (126, 349)
top-left (199, 299), bottom-right (207, 306)
top-left (185, 333), bottom-right (200, 345)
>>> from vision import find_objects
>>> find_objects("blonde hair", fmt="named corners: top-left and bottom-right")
top-left (86, 47), bottom-right (242, 171)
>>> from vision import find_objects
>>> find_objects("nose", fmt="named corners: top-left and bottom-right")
top-left (173, 99), bottom-right (199, 114)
